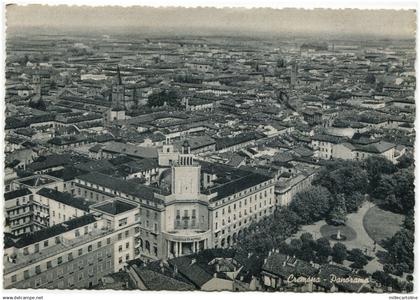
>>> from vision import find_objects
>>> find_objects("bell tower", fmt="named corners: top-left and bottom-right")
top-left (111, 65), bottom-right (125, 109)
top-left (32, 74), bottom-right (42, 101)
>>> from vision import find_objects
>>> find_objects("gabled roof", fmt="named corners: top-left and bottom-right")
top-left (132, 267), bottom-right (195, 290)
top-left (262, 252), bottom-right (317, 279)
top-left (169, 256), bottom-right (214, 288)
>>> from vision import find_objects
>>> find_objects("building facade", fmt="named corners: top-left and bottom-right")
top-left (4, 198), bottom-right (140, 289)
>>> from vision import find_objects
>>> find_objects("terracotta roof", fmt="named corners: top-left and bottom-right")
top-left (262, 252), bottom-right (317, 279)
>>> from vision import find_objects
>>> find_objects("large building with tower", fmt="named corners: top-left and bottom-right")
top-left (73, 141), bottom-right (276, 261)
top-left (3, 141), bottom-right (276, 288)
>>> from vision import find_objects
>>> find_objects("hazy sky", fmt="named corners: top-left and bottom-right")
top-left (6, 5), bottom-right (416, 38)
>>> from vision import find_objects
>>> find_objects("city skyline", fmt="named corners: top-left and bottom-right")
top-left (6, 6), bottom-right (416, 38)
top-left (2, 4), bottom-right (416, 295)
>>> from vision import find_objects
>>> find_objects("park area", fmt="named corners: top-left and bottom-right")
top-left (286, 201), bottom-right (404, 273)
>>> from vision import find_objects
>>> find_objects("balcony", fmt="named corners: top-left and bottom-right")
top-left (163, 229), bottom-right (211, 243)
top-left (8, 210), bottom-right (33, 221)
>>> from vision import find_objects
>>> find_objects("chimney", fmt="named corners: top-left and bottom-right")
top-left (191, 258), bottom-right (196, 265)
top-left (264, 258), bottom-right (267, 264)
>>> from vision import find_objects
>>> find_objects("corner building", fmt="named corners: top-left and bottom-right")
top-left (138, 142), bottom-right (276, 260)
top-left (71, 142), bottom-right (275, 261)
top-left (3, 199), bottom-right (140, 289)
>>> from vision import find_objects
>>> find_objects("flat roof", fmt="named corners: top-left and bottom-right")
top-left (93, 200), bottom-right (137, 215)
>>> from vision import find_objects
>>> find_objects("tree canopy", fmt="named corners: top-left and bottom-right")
top-left (147, 90), bottom-right (180, 107)
top-left (289, 186), bottom-right (332, 224)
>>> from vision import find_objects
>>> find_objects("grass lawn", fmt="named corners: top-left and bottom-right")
top-left (363, 205), bottom-right (404, 246)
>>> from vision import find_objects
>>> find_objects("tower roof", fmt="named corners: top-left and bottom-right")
top-left (116, 65), bottom-right (122, 85)
top-left (182, 140), bottom-right (190, 148)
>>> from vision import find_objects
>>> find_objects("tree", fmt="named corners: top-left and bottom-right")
top-left (393, 169), bottom-right (415, 213)
top-left (288, 238), bottom-right (303, 258)
top-left (383, 229), bottom-right (414, 272)
top-left (345, 191), bottom-right (364, 213)
top-left (373, 173), bottom-right (396, 200)
top-left (315, 237), bottom-right (331, 263)
top-left (328, 194), bottom-right (347, 223)
top-left (316, 160), bottom-right (368, 212)
top-left (289, 186), bottom-right (332, 224)
top-left (29, 98), bottom-right (46, 111)
top-left (299, 233), bottom-right (316, 261)
top-left (403, 213), bottom-right (414, 231)
top-left (235, 207), bottom-right (301, 256)
top-left (332, 242), bottom-right (347, 264)
top-left (375, 169), bottom-right (414, 213)
top-left (364, 156), bottom-right (397, 191)
top-left (348, 248), bottom-right (368, 269)
top-left (396, 154), bottom-right (414, 169)
top-left (300, 233), bottom-right (314, 245)
top-left (384, 194), bottom-right (401, 212)
top-left (372, 271), bottom-right (393, 287)
top-left (316, 161), bottom-right (368, 196)
top-left (147, 90), bottom-right (180, 107)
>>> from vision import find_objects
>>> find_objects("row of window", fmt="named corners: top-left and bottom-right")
top-left (9, 216), bottom-right (31, 226)
top-left (15, 259), bottom-right (112, 289)
top-left (14, 195), bottom-right (33, 207)
top-left (22, 222), bottom-right (100, 255)
top-left (214, 208), bottom-right (272, 245)
top-left (215, 207), bottom-right (271, 231)
top-left (215, 182), bottom-right (273, 207)
top-left (12, 238), bottom-right (114, 284)
top-left (215, 193), bottom-right (272, 219)
top-left (7, 206), bottom-right (31, 216)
